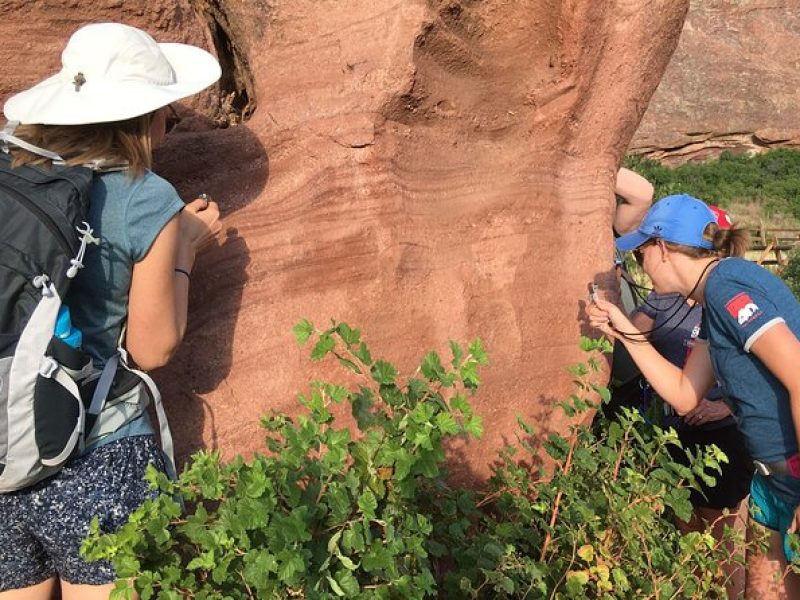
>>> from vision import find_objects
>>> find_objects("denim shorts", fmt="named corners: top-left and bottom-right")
top-left (0, 435), bottom-right (165, 591)
top-left (749, 472), bottom-right (800, 562)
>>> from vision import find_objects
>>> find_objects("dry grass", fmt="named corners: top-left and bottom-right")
top-left (725, 200), bottom-right (800, 230)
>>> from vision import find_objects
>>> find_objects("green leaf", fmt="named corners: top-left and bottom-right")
top-left (113, 554), bottom-right (140, 578)
top-left (496, 575), bottom-right (515, 594)
top-left (311, 334), bottom-right (336, 361)
top-left (337, 553), bottom-right (358, 571)
top-left (565, 570), bottom-right (590, 595)
top-left (338, 357), bottom-right (362, 374)
top-left (358, 489), bottom-right (378, 520)
top-left (577, 544), bottom-right (594, 563)
top-left (460, 361), bottom-right (481, 389)
top-left (612, 568), bottom-right (630, 592)
top-left (351, 387), bottom-right (377, 428)
top-left (325, 485), bottom-right (352, 523)
top-left (110, 580), bottom-right (136, 600)
top-left (380, 384), bottom-right (405, 407)
top-left (435, 412), bottom-right (460, 436)
top-left (326, 575), bottom-right (346, 597)
top-left (186, 551), bottom-right (215, 571)
top-left (353, 342), bottom-right (372, 365)
top-left (241, 463), bottom-right (268, 499)
top-left (343, 522), bottom-right (366, 553)
top-left (362, 542), bottom-right (394, 573)
top-left (407, 378), bottom-right (429, 401)
top-left (277, 552), bottom-right (305, 583)
top-left (336, 570), bottom-right (361, 596)
top-left (327, 529), bottom-right (343, 554)
top-left (371, 361), bottom-right (397, 385)
top-left (464, 415), bottom-right (483, 438)
top-left (594, 384), bottom-right (611, 403)
top-left (451, 394), bottom-right (471, 414)
top-left (421, 351), bottom-right (446, 382)
top-left (515, 415), bottom-right (535, 435)
top-left (336, 323), bottom-right (361, 346)
top-left (449, 340), bottom-right (464, 368)
top-left (243, 550), bottom-right (278, 589)
top-left (468, 338), bottom-right (488, 364)
top-left (393, 449), bottom-right (413, 480)
top-left (293, 319), bottom-right (314, 345)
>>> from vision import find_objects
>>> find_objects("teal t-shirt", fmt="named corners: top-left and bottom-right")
top-left (699, 257), bottom-right (800, 502)
top-left (66, 169), bottom-right (184, 449)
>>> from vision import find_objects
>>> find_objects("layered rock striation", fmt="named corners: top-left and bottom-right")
top-left (0, 0), bottom-right (689, 481)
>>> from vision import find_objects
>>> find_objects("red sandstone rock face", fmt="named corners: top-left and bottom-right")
top-left (632, 0), bottom-right (800, 163)
top-left (0, 1), bottom-right (688, 482)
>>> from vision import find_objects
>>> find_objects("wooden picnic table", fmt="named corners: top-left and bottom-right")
top-left (747, 223), bottom-right (800, 267)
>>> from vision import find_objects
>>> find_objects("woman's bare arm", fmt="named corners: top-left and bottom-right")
top-left (589, 297), bottom-right (715, 414)
top-left (126, 198), bottom-right (221, 370)
top-left (613, 167), bottom-right (654, 235)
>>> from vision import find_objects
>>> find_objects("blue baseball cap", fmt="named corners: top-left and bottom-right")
top-left (616, 194), bottom-right (717, 251)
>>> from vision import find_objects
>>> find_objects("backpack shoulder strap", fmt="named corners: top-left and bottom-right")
top-left (122, 354), bottom-right (177, 480)
top-left (1, 121), bottom-right (127, 173)
top-left (87, 346), bottom-right (177, 480)
top-left (1, 121), bottom-right (64, 163)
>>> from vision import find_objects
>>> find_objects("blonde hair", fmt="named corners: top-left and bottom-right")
top-left (10, 113), bottom-right (155, 178)
top-left (664, 222), bottom-right (751, 259)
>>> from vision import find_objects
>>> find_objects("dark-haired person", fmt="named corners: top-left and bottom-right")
top-left (588, 194), bottom-right (800, 599)
top-left (628, 205), bottom-right (751, 598)
top-left (0, 23), bottom-right (222, 600)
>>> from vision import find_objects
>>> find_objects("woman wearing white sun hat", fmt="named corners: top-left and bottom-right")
top-left (0, 22), bottom-right (222, 599)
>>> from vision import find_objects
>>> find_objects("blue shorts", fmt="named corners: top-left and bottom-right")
top-left (0, 435), bottom-right (165, 591)
top-left (749, 473), bottom-right (800, 562)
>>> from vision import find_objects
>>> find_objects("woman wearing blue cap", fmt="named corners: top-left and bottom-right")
top-left (588, 194), bottom-right (800, 598)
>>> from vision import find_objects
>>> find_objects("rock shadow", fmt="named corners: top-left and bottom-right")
top-left (150, 107), bottom-right (268, 467)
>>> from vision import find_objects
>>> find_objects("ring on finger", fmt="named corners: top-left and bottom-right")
top-left (199, 193), bottom-right (210, 202)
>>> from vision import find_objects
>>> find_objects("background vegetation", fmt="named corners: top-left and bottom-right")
top-left (626, 148), bottom-right (800, 297)
top-left (626, 149), bottom-right (800, 223)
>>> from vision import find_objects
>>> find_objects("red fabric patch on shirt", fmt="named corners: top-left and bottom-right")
top-left (725, 292), bottom-right (760, 326)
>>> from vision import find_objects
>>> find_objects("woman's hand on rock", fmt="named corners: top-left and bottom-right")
top-left (587, 295), bottom-right (627, 341)
top-left (181, 196), bottom-right (222, 251)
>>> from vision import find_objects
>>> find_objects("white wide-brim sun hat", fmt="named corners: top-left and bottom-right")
top-left (4, 22), bottom-right (222, 125)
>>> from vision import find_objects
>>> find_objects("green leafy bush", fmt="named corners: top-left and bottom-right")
top-left (84, 321), bottom-right (486, 599)
top-left (626, 148), bottom-right (800, 220)
top-left (428, 337), bottom-right (736, 599)
top-left (782, 247), bottom-right (800, 300)
top-left (83, 324), bottom-right (742, 599)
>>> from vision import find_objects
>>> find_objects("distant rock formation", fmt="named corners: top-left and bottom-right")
top-left (0, 0), bottom-right (689, 482)
top-left (631, 0), bottom-right (800, 164)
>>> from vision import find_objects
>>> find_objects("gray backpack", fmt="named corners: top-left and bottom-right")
top-left (0, 128), bottom-right (175, 492)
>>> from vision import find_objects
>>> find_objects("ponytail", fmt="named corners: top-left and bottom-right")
top-left (711, 224), bottom-right (750, 258)
top-left (665, 222), bottom-right (750, 259)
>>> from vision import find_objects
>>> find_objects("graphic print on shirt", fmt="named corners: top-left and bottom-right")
top-left (725, 292), bottom-right (762, 326)
top-left (684, 323), bottom-right (701, 359)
